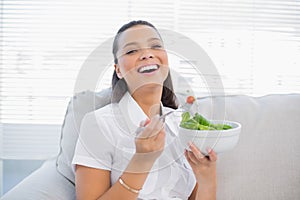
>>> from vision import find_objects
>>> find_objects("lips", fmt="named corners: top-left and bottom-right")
top-left (137, 64), bottom-right (159, 73)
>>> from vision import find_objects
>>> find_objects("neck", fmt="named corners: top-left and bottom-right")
top-left (131, 86), bottom-right (163, 118)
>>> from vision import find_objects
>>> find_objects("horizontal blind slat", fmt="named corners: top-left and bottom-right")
top-left (1, 123), bottom-right (62, 159)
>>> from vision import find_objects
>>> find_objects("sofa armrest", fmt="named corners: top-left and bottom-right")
top-left (0, 158), bottom-right (75, 200)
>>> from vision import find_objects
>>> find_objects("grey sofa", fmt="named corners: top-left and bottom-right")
top-left (1, 89), bottom-right (300, 200)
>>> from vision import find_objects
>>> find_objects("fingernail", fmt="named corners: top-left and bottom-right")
top-left (144, 119), bottom-right (151, 126)
top-left (207, 147), bottom-right (212, 153)
top-left (188, 142), bottom-right (193, 147)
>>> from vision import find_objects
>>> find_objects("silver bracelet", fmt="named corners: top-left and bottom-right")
top-left (118, 177), bottom-right (141, 194)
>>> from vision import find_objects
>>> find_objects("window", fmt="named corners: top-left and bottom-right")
top-left (1, 0), bottom-right (299, 159)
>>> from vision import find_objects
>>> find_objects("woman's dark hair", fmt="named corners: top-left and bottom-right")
top-left (111, 20), bottom-right (178, 109)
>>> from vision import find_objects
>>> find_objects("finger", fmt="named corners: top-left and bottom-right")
top-left (145, 115), bottom-right (164, 138)
top-left (143, 118), bottom-right (151, 126)
top-left (137, 115), bottom-right (163, 139)
top-left (188, 142), bottom-right (205, 160)
top-left (147, 115), bottom-right (163, 129)
top-left (185, 149), bottom-right (199, 165)
top-left (136, 124), bottom-right (149, 139)
top-left (154, 129), bottom-right (165, 143)
top-left (135, 126), bottom-right (144, 136)
top-left (207, 148), bottom-right (217, 162)
top-left (184, 149), bottom-right (193, 164)
top-left (136, 116), bottom-right (157, 138)
top-left (138, 118), bottom-right (151, 128)
top-left (153, 131), bottom-right (165, 152)
top-left (153, 121), bottom-right (165, 140)
top-left (136, 118), bottom-right (150, 137)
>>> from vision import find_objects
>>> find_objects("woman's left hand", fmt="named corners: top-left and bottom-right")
top-left (184, 142), bottom-right (217, 185)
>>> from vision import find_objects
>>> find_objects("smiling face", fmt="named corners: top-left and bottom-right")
top-left (114, 25), bottom-right (169, 94)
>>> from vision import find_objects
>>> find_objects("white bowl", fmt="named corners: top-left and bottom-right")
top-left (178, 120), bottom-right (241, 155)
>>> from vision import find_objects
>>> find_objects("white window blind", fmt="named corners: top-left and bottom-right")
top-left (176, 0), bottom-right (300, 96)
top-left (0, 0), bottom-right (299, 160)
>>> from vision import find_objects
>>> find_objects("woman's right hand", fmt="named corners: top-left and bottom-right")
top-left (134, 115), bottom-right (166, 159)
top-left (124, 115), bottom-right (165, 174)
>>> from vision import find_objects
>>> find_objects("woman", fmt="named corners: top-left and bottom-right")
top-left (72, 20), bottom-right (217, 200)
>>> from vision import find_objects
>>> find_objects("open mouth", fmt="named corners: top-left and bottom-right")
top-left (138, 64), bottom-right (159, 73)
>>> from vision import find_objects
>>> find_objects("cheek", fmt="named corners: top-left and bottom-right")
top-left (118, 58), bottom-right (134, 75)
top-left (160, 51), bottom-right (169, 66)
top-left (160, 52), bottom-right (169, 74)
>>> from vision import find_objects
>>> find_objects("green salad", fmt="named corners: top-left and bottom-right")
top-left (180, 112), bottom-right (232, 130)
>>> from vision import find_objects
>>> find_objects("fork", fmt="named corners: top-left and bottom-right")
top-left (159, 102), bottom-right (192, 121)
top-left (135, 100), bottom-right (194, 135)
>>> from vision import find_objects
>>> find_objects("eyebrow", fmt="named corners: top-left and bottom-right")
top-left (122, 37), bottom-right (162, 49)
top-left (147, 37), bottom-right (161, 42)
top-left (122, 42), bottom-right (138, 49)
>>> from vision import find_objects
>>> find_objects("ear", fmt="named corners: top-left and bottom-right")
top-left (114, 64), bottom-right (123, 79)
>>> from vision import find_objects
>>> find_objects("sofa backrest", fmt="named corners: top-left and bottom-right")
top-left (198, 94), bottom-right (300, 199)
top-left (56, 89), bottom-right (112, 183)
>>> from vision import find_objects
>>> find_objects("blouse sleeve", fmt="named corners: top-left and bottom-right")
top-left (72, 111), bottom-right (115, 171)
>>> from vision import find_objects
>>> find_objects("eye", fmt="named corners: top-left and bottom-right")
top-left (125, 49), bottom-right (137, 55)
top-left (151, 44), bottom-right (163, 49)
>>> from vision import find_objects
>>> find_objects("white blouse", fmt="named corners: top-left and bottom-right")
top-left (72, 92), bottom-right (196, 200)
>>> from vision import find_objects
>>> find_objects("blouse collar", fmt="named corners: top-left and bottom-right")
top-left (118, 92), bottom-right (179, 136)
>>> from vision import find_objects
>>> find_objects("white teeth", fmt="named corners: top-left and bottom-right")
top-left (138, 65), bottom-right (158, 73)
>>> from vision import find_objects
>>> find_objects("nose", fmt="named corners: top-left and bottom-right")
top-left (139, 48), bottom-right (154, 60)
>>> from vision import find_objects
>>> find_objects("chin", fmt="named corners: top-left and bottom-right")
top-left (130, 82), bottom-right (163, 94)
